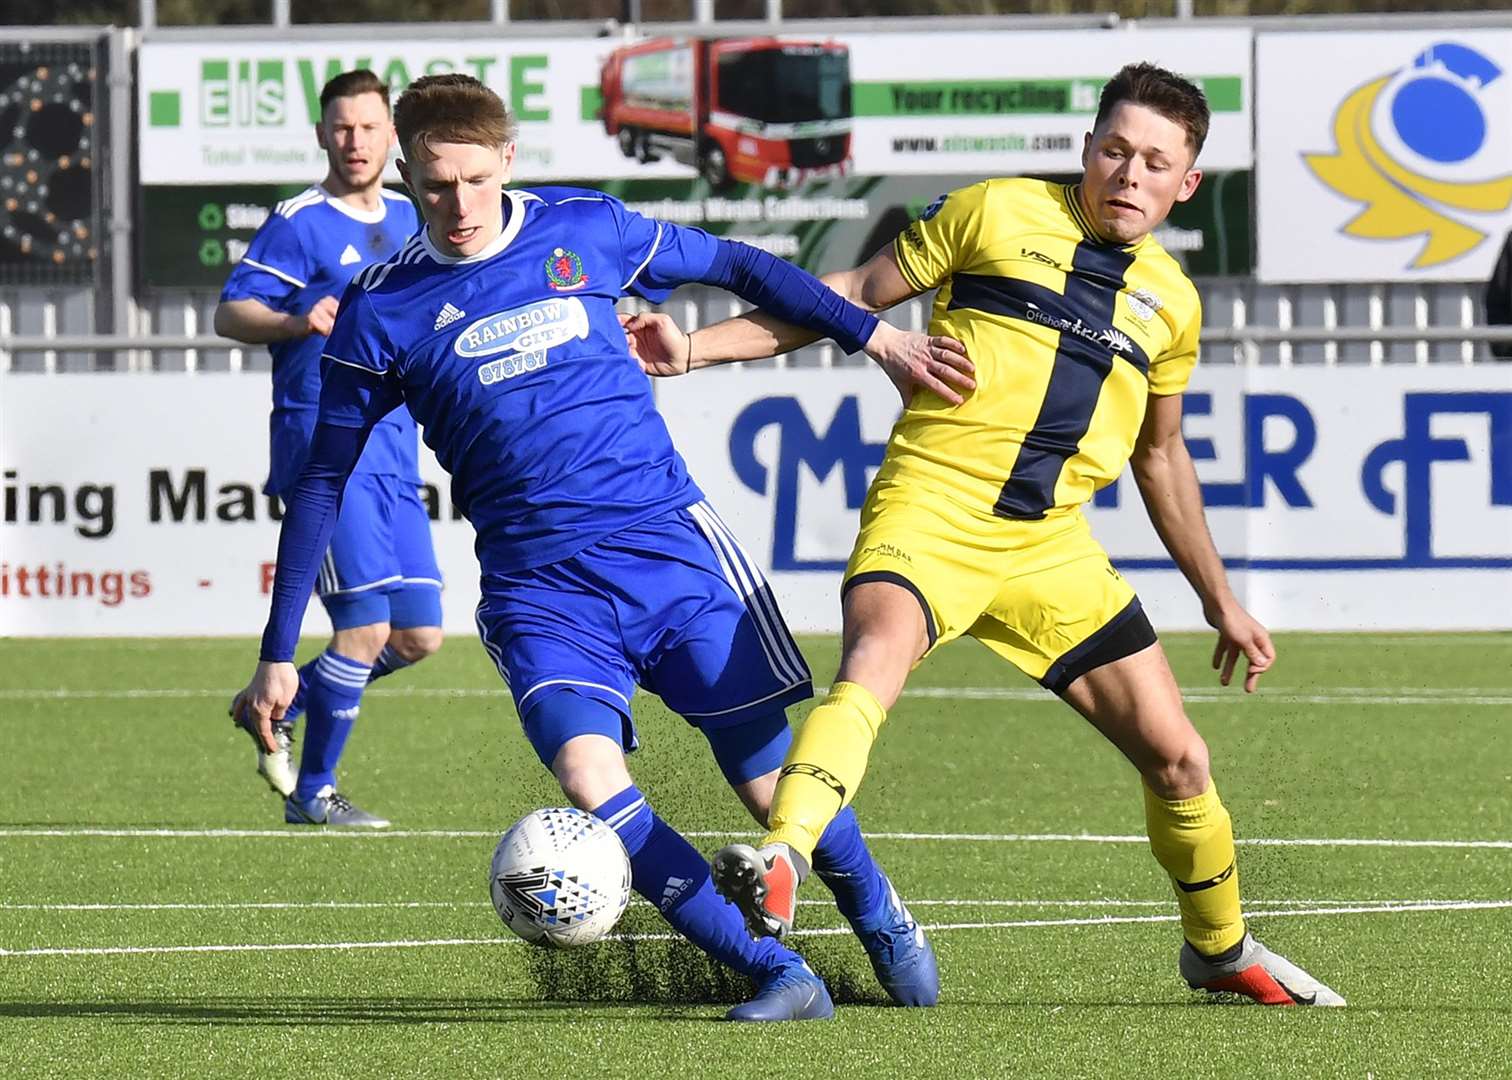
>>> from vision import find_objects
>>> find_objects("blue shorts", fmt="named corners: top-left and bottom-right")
top-left (474, 499), bottom-right (813, 758)
top-left (316, 473), bottom-right (443, 630)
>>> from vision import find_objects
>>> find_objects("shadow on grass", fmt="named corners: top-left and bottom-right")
top-left (522, 932), bottom-right (889, 1008)
top-left (0, 933), bottom-right (896, 1025)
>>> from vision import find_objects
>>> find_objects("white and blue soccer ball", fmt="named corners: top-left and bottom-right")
top-left (489, 807), bottom-right (632, 948)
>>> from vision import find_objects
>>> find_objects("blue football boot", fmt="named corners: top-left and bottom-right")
top-left (725, 962), bottom-right (834, 1022)
top-left (849, 875), bottom-right (939, 1006)
top-left (285, 785), bottom-right (390, 828)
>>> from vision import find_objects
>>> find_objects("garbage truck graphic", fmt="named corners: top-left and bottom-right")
top-left (598, 36), bottom-right (852, 190)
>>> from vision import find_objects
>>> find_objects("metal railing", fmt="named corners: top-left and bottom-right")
top-left (6, 314), bottom-right (1512, 374)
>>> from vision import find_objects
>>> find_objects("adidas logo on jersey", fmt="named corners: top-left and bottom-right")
top-left (339, 244), bottom-right (362, 266)
top-left (434, 303), bottom-right (466, 331)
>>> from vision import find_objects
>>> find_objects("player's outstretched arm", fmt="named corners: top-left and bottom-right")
top-left (626, 244), bottom-right (974, 405)
top-left (214, 295), bottom-right (340, 344)
top-left (1130, 392), bottom-right (1275, 692)
top-left (236, 360), bottom-right (394, 750)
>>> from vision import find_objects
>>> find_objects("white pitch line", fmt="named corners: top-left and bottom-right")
top-left (0, 897), bottom-right (1470, 914)
top-left (0, 895), bottom-right (468, 901)
top-left (2, 827), bottom-right (1510, 850)
top-left (1, 686), bottom-right (1509, 706)
top-left (0, 937), bottom-right (523, 958)
top-left (5, 899), bottom-right (1510, 959)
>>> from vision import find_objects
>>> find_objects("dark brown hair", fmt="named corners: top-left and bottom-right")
top-left (1094, 62), bottom-right (1210, 159)
top-left (394, 74), bottom-right (518, 160)
top-left (319, 69), bottom-right (389, 116)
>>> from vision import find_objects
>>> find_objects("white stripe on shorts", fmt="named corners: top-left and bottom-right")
top-left (322, 574), bottom-right (403, 597)
top-left (695, 503), bottom-right (810, 683)
top-left (683, 499), bottom-right (804, 686)
top-left (473, 599), bottom-right (511, 687)
top-left (517, 678), bottom-right (630, 711)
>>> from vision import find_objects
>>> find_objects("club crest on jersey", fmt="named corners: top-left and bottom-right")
top-left (454, 296), bottom-right (591, 361)
top-left (1125, 288), bottom-right (1163, 322)
top-left (545, 247), bottom-right (589, 291)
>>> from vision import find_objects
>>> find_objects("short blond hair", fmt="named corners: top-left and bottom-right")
top-left (394, 74), bottom-right (518, 160)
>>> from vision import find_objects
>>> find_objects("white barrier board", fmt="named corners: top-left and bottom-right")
top-left (2, 369), bottom-right (1508, 636)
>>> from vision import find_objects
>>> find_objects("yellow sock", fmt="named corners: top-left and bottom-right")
top-left (763, 681), bottom-right (887, 864)
top-left (1144, 780), bottom-right (1246, 956)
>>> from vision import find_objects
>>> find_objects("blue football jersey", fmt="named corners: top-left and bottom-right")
top-left (220, 185), bottom-right (423, 495)
top-left (320, 186), bottom-right (724, 574)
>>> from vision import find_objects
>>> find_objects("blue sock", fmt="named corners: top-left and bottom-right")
top-left (281, 659), bottom-right (317, 726)
top-left (293, 650), bottom-right (371, 801)
top-left (813, 806), bottom-right (890, 929)
top-left (284, 645), bottom-right (411, 726)
top-left (368, 644), bottom-right (412, 681)
top-left (593, 785), bottom-right (799, 982)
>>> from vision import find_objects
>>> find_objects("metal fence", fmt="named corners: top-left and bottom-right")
top-left (4, 280), bottom-right (1508, 374)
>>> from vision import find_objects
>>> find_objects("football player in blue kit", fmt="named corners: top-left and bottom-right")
top-left (235, 74), bottom-right (975, 1021)
top-left (216, 70), bottom-right (443, 828)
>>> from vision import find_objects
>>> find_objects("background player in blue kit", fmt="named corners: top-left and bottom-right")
top-left (216, 70), bottom-right (444, 828)
top-left (235, 74), bottom-right (975, 1021)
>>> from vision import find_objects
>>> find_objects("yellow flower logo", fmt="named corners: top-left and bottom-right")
top-left (1305, 44), bottom-right (1512, 269)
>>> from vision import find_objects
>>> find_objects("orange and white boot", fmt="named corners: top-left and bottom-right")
top-left (1180, 932), bottom-right (1345, 1006)
top-left (711, 842), bottom-right (805, 939)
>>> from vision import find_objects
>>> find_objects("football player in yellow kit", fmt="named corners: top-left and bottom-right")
top-left (626, 63), bottom-right (1343, 1007)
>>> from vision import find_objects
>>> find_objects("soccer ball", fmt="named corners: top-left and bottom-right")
top-left (488, 806), bottom-right (633, 948)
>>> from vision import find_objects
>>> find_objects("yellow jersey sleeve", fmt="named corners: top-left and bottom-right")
top-left (1148, 294), bottom-right (1201, 396)
top-left (892, 181), bottom-right (989, 294)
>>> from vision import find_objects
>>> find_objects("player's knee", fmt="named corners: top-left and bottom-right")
top-left (330, 622), bottom-right (391, 664)
top-left (551, 734), bottom-right (634, 810)
top-left (389, 625), bottom-right (443, 663)
top-left (837, 618), bottom-right (923, 710)
top-left (1144, 736), bottom-right (1211, 801)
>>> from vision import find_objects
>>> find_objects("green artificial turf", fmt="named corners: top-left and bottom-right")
top-left (1, 633), bottom-right (1508, 1078)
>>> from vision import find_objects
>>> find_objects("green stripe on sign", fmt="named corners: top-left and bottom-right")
top-left (148, 90), bottom-right (181, 128)
top-left (1195, 76), bottom-right (1243, 113)
top-left (854, 76), bottom-right (1243, 117)
top-left (854, 79), bottom-right (1098, 117)
top-left (580, 86), bottom-right (602, 124)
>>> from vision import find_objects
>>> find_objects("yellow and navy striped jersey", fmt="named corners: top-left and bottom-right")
top-left (889, 177), bottom-right (1201, 523)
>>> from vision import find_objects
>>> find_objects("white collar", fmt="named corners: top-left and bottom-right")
top-left (420, 189), bottom-right (530, 265)
top-left (317, 184), bottom-right (388, 224)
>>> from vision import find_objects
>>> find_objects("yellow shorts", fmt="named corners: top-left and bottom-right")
top-left (843, 479), bottom-right (1150, 690)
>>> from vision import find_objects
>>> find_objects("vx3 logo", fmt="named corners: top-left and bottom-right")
top-left (730, 396), bottom-right (889, 571)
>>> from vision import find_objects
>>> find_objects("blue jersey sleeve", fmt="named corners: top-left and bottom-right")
top-left (221, 214), bottom-right (311, 310)
top-left (258, 362), bottom-right (399, 662)
top-left (322, 285), bottom-right (396, 378)
top-left (605, 195), bottom-right (878, 354)
top-left (608, 197), bottom-right (721, 303)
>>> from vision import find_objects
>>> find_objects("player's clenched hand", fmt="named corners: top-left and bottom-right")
top-left (301, 295), bottom-right (341, 338)
top-left (862, 322), bottom-right (974, 407)
top-left (237, 661), bottom-right (299, 753)
top-left (620, 311), bottom-right (691, 377)
top-left (1207, 602), bottom-right (1275, 694)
